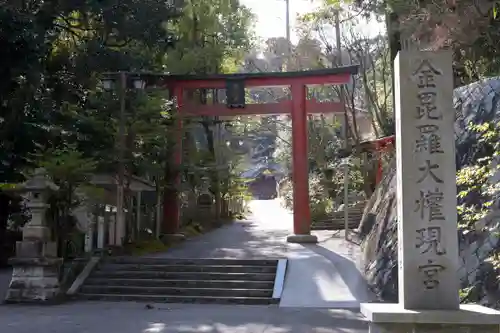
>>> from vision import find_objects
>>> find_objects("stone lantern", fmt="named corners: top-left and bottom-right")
top-left (4, 168), bottom-right (63, 303)
top-left (197, 177), bottom-right (214, 204)
top-left (196, 176), bottom-right (215, 220)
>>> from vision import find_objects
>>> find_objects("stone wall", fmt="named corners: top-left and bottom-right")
top-left (358, 78), bottom-right (500, 307)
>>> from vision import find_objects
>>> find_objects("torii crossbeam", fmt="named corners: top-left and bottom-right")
top-left (146, 66), bottom-right (359, 243)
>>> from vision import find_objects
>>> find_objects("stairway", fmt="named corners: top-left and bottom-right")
top-left (311, 203), bottom-right (365, 230)
top-left (78, 257), bottom-right (283, 305)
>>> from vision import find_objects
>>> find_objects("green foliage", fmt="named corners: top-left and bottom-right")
top-left (298, 4), bottom-right (393, 137)
top-left (0, 0), bottom-right (256, 247)
top-left (125, 239), bottom-right (170, 256)
top-left (459, 286), bottom-right (477, 303)
top-left (32, 145), bottom-right (100, 257)
top-left (357, 0), bottom-right (500, 84)
top-left (164, 0), bottom-right (254, 74)
top-left (0, 184), bottom-right (20, 191)
top-left (156, 0), bottom-right (255, 224)
top-left (456, 121), bottom-right (500, 231)
top-left (275, 113), bottom-right (365, 216)
top-left (35, 146), bottom-right (97, 186)
top-left (455, 120), bottom-right (500, 296)
top-left (0, 0), bottom-right (179, 190)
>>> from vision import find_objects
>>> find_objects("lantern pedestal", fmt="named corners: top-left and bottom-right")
top-left (6, 255), bottom-right (63, 304)
top-left (6, 229), bottom-right (63, 304)
top-left (4, 168), bottom-right (63, 304)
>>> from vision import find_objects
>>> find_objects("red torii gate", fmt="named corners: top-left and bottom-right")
top-left (155, 66), bottom-right (358, 242)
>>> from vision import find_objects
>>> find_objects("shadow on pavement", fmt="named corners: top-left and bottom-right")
top-left (149, 218), bottom-right (291, 260)
top-left (0, 302), bottom-right (368, 333)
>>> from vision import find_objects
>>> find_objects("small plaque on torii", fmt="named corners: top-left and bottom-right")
top-left (226, 78), bottom-right (246, 108)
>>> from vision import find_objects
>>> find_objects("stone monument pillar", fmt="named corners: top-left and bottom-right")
top-left (72, 202), bottom-right (94, 253)
top-left (360, 51), bottom-right (500, 333)
top-left (4, 168), bottom-right (63, 303)
top-left (97, 216), bottom-right (105, 249)
top-left (108, 211), bottom-right (117, 245)
top-left (84, 222), bottom-right (94, 253)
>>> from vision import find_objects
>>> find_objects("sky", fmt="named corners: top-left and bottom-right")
top-left (240, 0), bottom-right (385, 45)
top-left (240, 0), bottom-right (319, 44)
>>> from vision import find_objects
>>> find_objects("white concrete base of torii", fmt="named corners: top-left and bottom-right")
top-left (361, 303), bottom-right (500, 333)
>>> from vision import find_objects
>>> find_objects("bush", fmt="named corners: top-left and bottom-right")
top-left (279, 169), bottom-right (362, 220)
top-left (125, 239), bottom-right (169, 256)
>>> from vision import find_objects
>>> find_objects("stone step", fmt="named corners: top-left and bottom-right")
top-left (331, 211), bottom-right (363, 215)
top-left (311, 225), bottom-right (358, 231)
top-left (332, 212), bottom-right (363, 215)
top-left (105, 257), bottom-right (279, 266)
top-left (80, 285), bottom-right (273, 298)
top-left (97, 264), bottom-right (277, 274)
top-left (315, 218), bottom-right (361, 224)
top-left (312, 220), bottom-right (360, 230)
top-left (85, 278), bottom-right (275, 290)
top-left (79, 293), bottom-right (277, 305)
top-left (318, 216), bottom-right (362, 221)
top-left (329, 213), bottom-right (363, 218)
top-left (314, 218), bottom-right (361, 225)
top-left (327, 213), bottom-right (363, 217)
top-left (91, 270), bottom-right (276, 281)
top-left (79, 258), bottom-right (283, 305)
top-left (315, 219), bottom-right (360, 224)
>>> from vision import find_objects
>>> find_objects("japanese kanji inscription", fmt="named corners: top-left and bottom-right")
top-left (412, 57), bottom-right (448, 290)
top-left (395, 50), bottom-right (460, 310)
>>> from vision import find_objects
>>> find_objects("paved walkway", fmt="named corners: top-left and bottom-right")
top-left (151, 200), bottom-right (375, 309)
top-left (1, 302), bottom-right (368, 333)
top-left (150, 200), bottom-right (291, 259)
top-left (0, 200), bottom-right (373, 332)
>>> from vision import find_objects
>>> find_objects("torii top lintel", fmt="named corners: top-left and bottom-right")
top-left (133, 65), bottom-right (359, 89)
top-left (109, 66), bottom-right (359, 116)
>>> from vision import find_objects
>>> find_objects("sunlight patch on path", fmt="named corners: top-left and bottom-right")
top-left (280, 243), bottom-right (369, 309)
top-left (248, 199), bottom-right (293, 231)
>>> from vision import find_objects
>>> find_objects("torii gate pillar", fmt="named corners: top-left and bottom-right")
top-left (286, 83), bottom-right (317, 243)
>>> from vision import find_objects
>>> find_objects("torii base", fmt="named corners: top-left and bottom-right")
top-left (286, 234), bottom-right (318, 244)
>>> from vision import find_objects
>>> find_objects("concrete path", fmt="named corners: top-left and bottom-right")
top-left (0, 302), bottom-right (368, 333)
top-left (280, 239), bottom-right (373, 309)
top-left (151, 200), bottom-right (375, 309)
top-left (150, 200), bottom-right (291, 259)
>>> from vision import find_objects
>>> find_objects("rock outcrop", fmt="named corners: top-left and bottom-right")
top-left (358, 78), bottom-right (500, 307)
